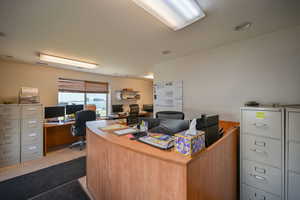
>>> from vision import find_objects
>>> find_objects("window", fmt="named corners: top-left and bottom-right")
top-left (57, 78), bottom-right (109, 116)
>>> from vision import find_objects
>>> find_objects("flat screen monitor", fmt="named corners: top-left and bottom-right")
top-left (66, 105), bottom-right (84, 115)
top-left (112, 104), bottom-right (123, 113)
top-left (44, 106), bottom-right (65, 119)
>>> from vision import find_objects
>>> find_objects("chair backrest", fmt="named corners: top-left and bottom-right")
top-left (129, 104), bottom-right (139, 114)
top-left (73, 110), bottom-right (96, 136)
top-left (156, 111), bottom-right (185, 120)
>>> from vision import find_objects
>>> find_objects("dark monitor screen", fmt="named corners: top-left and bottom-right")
top-left (112, 104), bottom-right (123, 113)
top-left (66, 105), bottom-right (84, 115)
top-left (44, 106), bottom-right (65, 119)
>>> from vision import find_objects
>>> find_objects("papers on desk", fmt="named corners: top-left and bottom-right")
top-left (114, 128), bottom-right (138, 135)
top-left (100, 124), bottom-right (127, 131)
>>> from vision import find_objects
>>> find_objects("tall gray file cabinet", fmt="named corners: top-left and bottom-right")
top-left (241, 107), bottom-right (285, 200)
top-left (285, 107), bottom-right (300, 200)
top-left (0, 104), bottom-right (43, 168)
top-left (0, 104), bottom-right (21, 168)
top-left (20, 104), bottom-right (43, 162)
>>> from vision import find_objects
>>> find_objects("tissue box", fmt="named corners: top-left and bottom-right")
top-left (174, 131), bottom-right (205, 157)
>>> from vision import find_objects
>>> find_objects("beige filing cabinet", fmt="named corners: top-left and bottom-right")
top-left (0, 104), bottom-right (43, 168)
top-left (241, 107), bottom-right (285, 200)
top-left (0, 104), bottom-right (21, 168)
top-left (285, 107), bottom-right (300, 200)
top-left (20, 104), bottom-right (43, 162)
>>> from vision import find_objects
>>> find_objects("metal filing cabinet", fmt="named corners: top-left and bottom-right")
top-left (20, 104), bottom-right (43, 162)
top-left (0, 104), bottom-right (21, 168)
top-left (241, 107), bottom-right (285, 200)
top-left (285, 107), bottom-right (300, 200)
top-left (0, 104), bottom-right (43, 168)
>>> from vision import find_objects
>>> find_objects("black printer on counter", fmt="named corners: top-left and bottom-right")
top-left (196, 114), bottom-right (222, 147)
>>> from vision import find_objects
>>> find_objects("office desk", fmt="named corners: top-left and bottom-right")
top-left (43, 121), bottom-right (79, 155)
top-left (86, 120), bottom-right (239, 200)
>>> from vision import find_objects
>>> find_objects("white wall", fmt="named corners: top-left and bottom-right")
top-left (154, 26), bottom-right (300, 121)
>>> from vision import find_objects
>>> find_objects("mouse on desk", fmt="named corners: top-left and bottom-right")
top-left (130, 131), bottom-right (147, 140)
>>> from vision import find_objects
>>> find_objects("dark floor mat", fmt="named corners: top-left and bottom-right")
top-left (30, 180), bottom-right (90, 200)
top-left (0, 156), bottom-right (86, 200)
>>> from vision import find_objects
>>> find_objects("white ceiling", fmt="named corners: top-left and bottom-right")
top-left (0, 0), bottom-right (300, 78)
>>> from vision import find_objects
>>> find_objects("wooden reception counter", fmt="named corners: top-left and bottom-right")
top-left (86, 120), bottom-right (239, 200)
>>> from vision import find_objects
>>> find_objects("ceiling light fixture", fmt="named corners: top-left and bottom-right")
top-left (132, 0), bottom-right (206, 31)
top-left (39, 54), bottom-right (98, 69)
top-left (234, 22), bottom-right (252, 31)
top-left (144, 74), bottom-right (154, 79)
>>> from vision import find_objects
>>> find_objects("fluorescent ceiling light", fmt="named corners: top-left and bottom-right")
top-left (144, 74), bottom-right (154, 79)
top-left (39, 54), bottom-right (98, 69)
top-left (132, 0), bottom-right (205, 31)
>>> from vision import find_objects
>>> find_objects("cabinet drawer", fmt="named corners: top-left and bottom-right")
top-left (242, 110), bottom-right (282, 139)
top-left (21, 144), bottom-right (42, 162)
top-left (0, 143), bottom-right (20, 153)
top-left (288, 112), bottom-right (300, 142)
top-left (21, 129), bottom-right (42, 145)
top-left (0, 133), bottom-right (19, 146)
top-left (0, 148), bottom-right (19, 161)
top-left (21, 119), bottom-right (43, 132)
top-left (0, 105), bottom-right (20, 119)
top-left (242, 160), bottom-right (282, 196)
top-left (0, 158), bottom-right (20, 168)
top-left (288, 172), bottom-right (300, 200)
top-left (0, 119), bottom-right (20, 131)
top-left (242, 184), bottom-right (280, 200)
top-left (288, 141), bottom-right (300, 173)
top-left (243, 134), bottom-right (282, 168)
top-left (22, 105), bottom-right (43, 119)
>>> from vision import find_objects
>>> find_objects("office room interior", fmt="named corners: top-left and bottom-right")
top-left (0, 0), bottom-right (300, 200)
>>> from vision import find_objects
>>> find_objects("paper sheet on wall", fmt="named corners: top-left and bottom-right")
top-left (153, 80), bottom-right (183, 113)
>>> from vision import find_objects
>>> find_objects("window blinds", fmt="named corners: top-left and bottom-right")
top-left (58, 78), bottom-right (108, 93)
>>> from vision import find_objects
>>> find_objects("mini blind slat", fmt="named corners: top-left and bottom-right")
top-left (85, 81), bottom-right (108, 93)
top-left (58, 78), bottom-right (108, 93)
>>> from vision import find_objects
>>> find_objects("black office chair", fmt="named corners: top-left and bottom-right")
top-left (156, 111), bottom-right (185, 120)
top-left (70, 110), bottom-right (96, 150)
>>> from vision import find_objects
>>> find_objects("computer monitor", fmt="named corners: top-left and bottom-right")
top-left (66, 104), bottom-right (84, 115)
top-left (44, 106), bottom-right (65, 119)
top-left (112, 104), bottom-right (123, 113)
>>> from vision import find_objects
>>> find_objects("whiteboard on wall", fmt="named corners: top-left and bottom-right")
top-left (153, 80), bottom-right (183, 114)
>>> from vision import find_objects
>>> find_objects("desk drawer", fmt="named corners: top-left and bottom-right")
top-left (242, 160), bottom-right (282, 196)
top-left (242, 184), bottom-right (280, 200)
top-left (288, 172), bottom-right (300, 200)
top-left (21, 119), bottom-right (43, 132)
top-left (21, 143), bottom-right (42, 162)
top-left (243, 134), bottom-right (282, 168)
top-left (288, 141), bottom-right (300, 173)
top-left (21, 105), bottom-right (43, 119)
top-left (242, 110), bottom-right (282, 139)
top-left (21, 129), bottom-right (42, 145)
top-left (0, 105), bottom-right (20, 120)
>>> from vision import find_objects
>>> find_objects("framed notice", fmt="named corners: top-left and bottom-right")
top-left (153, 80), bottom-right (183, 114)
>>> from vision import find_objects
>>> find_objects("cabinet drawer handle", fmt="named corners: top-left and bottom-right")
top-left (27, 108), bottom-right (37, 111)
top-left (29, 133), bottom-right (37, 137)
top-left (250, 148), bottom-right (266, 154)
top-left (254, 193), bottom-right (266, 200)
top-left (253, 122), bottom-right (267, 128)
top-left (250, 174), bottom-right (266, 181)
top-left (255, 166), bottom-right (266, 174)
top-left (28, 146), bottom-right (37, 150)
top-left (254, 141), bottom-right (266, 147)
top-left (28, 120), bottom-right (37, 124)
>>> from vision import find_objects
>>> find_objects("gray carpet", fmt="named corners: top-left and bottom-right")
top-left (0, 156), bottom-right (87, 200)
top-left (30, 180), bottom-right (89, 200)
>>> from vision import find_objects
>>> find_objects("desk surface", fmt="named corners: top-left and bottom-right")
top-left (86, 120), bottom-right (239, 200)
top-left (86, 120), bottom-right (237, 165)
top-left (44, 121), bottom-right (75, 128)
